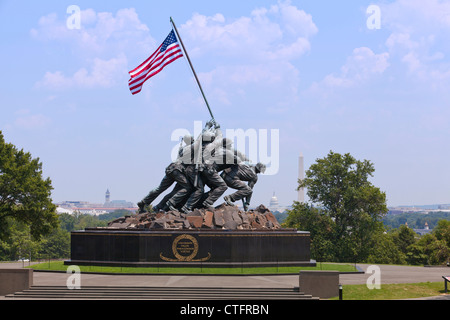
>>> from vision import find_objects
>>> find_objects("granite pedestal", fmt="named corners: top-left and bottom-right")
top-left (65, 228), bottom-right (315, 268)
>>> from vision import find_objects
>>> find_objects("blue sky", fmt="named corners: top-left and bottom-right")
top-left (1, 0), bottom-right (450, 208)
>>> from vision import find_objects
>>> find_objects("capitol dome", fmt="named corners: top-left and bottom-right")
top-left (269, 192), bottom-right (279, 210)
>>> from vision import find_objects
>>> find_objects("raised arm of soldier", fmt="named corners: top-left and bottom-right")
top-left (176, 132), bottom-right (204, 165)
top-left (202, 127), bottom-right (223, 165)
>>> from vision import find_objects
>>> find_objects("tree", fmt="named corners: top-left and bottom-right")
top-left (406, 233), bottom-right (449, 265)
top-left (391, 224), bottom-right (416, 254)
top-left (283, 201), bottom-right (335, 262)
top-left (39, 228), bottom-right (70, 259)
top-left (98, 209), bottom-right (134, 221)
top-left (58, 212), bottom-right (77, 232)
top-left (73, 212), bottom-right (107, 230)
top-left (288, 151), bottom-right (388, 262)
top-left (433, 219), bottom-right (450, 248)
top-left (0, 219), bottom-right (42, 261)
top-left (365, 232), bottom-right (406, 265)
top-left (0, 131), bottom-right (58, 241)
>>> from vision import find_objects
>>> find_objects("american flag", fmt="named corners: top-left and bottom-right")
top-left (128, 30), bottom-right (183, 95)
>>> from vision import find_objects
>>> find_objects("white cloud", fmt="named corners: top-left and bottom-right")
top-left (35, 54), bottom-right (128, 89)
top-left (382, 0), bottom-right (450, 32)
top-left (31, 8), bottom-right (154, 57)
top-left (181, 1), bottom-right (317, 62)
top-left (266, 37), bottom-right (311, 61)
top-left (385, 32), bottom-right (419, 54)
top-left (181, 12), bottom-right (282, 60)
top-left (309, 0), bottom-right (450, 95)
top-left (276, 1), bottom-right (318, 37)
top-left (32, 8), bottom-right (154, 90)
top-left (313, 47), bottom-right (390, 89)
top-left (12, 109), bottom-right (51, 129)
top-left (201, 63), bottom-right (290, 86)
top-left (381, 0), bottom-right (450, 86)
top-left (179, 0), bottom-right (317, 109)
top-left (197, 60), bottom-right (300, 110)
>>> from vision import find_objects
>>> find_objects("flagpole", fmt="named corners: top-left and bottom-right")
top-left (170, 17), bottom-right (215, 121)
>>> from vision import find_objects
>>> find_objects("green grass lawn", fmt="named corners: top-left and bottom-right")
top-left (331, 282), bottom-right (448, 300)
top-left (28, 260), bottom-right (357, 275)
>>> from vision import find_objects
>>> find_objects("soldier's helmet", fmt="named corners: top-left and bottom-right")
top-left (183, 134), bottom-right (194, 144)
top-left (222, 138), bottom-right (233, 148)
top-left (202, 131), bottom-right (215, 142)
top-left (255, 162), bottom-right (266, 174)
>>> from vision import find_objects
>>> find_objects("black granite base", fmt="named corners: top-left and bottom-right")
top-left (65, 228), bottom-right (315, 268)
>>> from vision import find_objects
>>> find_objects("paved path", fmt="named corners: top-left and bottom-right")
top-left (340, 264), bottom-right (450, 285)
top-left (2, 262), bottom-right (449, 289)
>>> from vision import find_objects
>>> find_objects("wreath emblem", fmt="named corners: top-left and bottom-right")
top-left (160, 234), bottom-right (211, 262)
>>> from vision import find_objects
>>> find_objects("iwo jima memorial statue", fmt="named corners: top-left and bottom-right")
top-left (66, 18), bottom-right (314, 268)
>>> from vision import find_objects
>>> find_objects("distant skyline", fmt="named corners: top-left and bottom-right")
top-left (2, 1), bottom-right (450, 208)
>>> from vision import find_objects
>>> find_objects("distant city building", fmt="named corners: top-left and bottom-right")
top-left (56, 206), bottom-right (74, 215)
top-left (267, 192), bottom-right (290, 212)
top-left (58, 201), bottom-right (96, 209)
top-left (388, 206), bottom-right (450, 214)
top-left (105, 189), bottom-right (111, 204)
top-left (107, 199), bottom-right (135, 208)
top-left (269, 192), bottom-right (280, 212)
top-left (414, 221), bottom-right (432, 236)
top-left (404, 221), bottom-right (433, 236)
top-left (56, 188), bottom-right (137, 215)
top-left (75, 208), bottom-right (108, 215)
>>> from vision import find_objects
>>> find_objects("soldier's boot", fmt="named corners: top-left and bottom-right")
top-left (202, 201), bottom-right (215, 211)
top-left (166, 201), bottom-right (179, 212)
top-left (138, 201), bottom-right (146, 213)
top-left (223, 195), bottom-right (234, 206)
top-left (181, 205), bottom-right (191, 214)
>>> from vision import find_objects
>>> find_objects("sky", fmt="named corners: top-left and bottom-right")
top-left (1, 0), bottom-right (450, 208)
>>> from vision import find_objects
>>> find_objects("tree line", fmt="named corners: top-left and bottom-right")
top-left (283, 151), bottom-right (450, 266)
top-left (382, 211), bottom-right (450, 230)
top-left (0, 210), bottom-right (129, 261)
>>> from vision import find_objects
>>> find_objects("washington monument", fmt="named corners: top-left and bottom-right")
top-left (298, 153), bottom-right (304, 202)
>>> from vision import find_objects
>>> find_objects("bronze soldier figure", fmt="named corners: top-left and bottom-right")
top-left (137, 161), bottom-right (191, 213)
top-left (222, 162), bottom-right (266, 211)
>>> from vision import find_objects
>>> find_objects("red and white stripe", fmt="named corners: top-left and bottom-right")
top-left (128, 42), bottom-right (183, 95)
